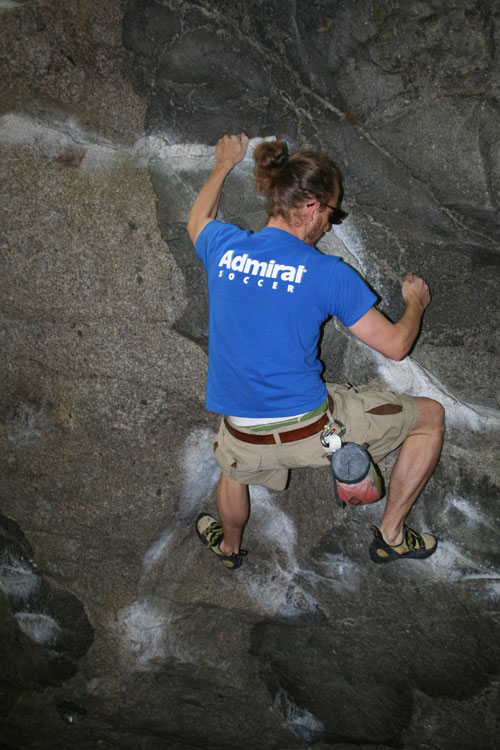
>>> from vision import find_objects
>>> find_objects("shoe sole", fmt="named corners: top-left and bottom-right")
top-left (369, 538), bottom-right (438, 564)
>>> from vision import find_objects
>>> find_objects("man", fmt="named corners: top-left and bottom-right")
top-left (187, 133), bottom-right (444, 569)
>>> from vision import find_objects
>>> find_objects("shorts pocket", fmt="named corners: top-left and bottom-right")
top-left (214, 433), bottom-right (263, 478)
top-left (272, 433), bottom-right (330, 470)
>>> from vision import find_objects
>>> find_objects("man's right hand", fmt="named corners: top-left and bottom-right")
top-left (402, 273), bottom-right (431, 311)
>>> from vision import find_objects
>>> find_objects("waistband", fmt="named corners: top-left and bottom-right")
top-left (224, 395), bottom-right (334, 445)
top-left (245, 397), bottom-right (329, 432)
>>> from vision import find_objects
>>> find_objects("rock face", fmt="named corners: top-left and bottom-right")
top-left (0, 513), bottom-right (94, 712)
top-left (1, 1), bottom-right (499, 749)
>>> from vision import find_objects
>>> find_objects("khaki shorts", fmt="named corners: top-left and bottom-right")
top-left (213, 384), bottom-right (418, 491)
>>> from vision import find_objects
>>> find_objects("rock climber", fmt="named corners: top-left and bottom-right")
top-left (187, 133), bottom-right (445, 568)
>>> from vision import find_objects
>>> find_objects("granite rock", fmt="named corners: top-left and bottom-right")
top-left (1, 1), bottom-right (499, 749)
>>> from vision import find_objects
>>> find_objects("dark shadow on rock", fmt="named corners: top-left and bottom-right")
top-left (0, 513), bottom-right (94, 716)
top-left (249, 518), bottom-right (500, 747)
top-left (250, 615), bottom-right (411, 746)
top-left (123, 0), bottom-right (318, 143)
top-left (56, 699), bottom-right (87, 725)
top-left (165, 227), bottom-right (210, 352)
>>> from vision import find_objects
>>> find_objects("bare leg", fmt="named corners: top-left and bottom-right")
top-left (379, 397), bottom-right (445, 545)
top-left (216, 473), bottom-right (249, 555)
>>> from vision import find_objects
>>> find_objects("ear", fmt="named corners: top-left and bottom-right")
top-left (294, 200), bottom-right (319, 230)
top-left (304, 199), bottom-right (320, 221)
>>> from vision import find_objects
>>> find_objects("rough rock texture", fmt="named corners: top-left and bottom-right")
top-left (1, 1), bottom-right (499, 749)
top-left (0, 513), bottom-right (94, 710)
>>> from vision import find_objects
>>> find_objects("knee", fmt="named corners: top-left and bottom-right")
top-left (414, 397), bottom-right (445, 435)
top-left (429, 398), bottom-right (445, 435)
top-left (431, 399), bottom-right (445, 430)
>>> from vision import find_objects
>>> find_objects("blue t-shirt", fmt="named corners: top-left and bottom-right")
top-left (195, 221), bottom-right (376, 416)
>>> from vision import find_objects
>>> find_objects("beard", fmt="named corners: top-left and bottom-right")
top-left (304, 215), bottom-right (327, 246)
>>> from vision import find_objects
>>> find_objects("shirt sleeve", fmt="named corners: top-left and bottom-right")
top-left (195, 220), bottom-right (246, 266)
top-left (194, 220), bottom-right (220, 265)
top-left (329, 260), bottom-right (378, 327)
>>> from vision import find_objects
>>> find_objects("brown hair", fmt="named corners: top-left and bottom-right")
top-left (253, 140), bottom-right (341, 220)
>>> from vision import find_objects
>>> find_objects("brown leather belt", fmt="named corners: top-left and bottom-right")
top-left (224, 396), bottom-right (333, 445)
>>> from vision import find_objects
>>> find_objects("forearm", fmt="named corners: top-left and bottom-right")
top-left (187, 134), bottom-right (249, 244)
top-left (348, 299), bottom-right (425, 361)
top-left (391, 298), bottom-right (425, 359)
top-left (187, 161), bottom-right (233, 242)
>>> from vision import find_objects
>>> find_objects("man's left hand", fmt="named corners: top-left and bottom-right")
top-left (215, 134), bottom-right (249, 168)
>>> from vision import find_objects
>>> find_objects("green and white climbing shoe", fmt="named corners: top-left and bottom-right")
top-left (195, 513), bottom-right (247, 570)
top-left (369, 524), bottom-right (437, 564)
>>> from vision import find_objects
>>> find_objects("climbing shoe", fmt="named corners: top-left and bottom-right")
top-left (195, 513), bottom-right (247, 570)
top-left (369, 524), bottom-right (437, 564)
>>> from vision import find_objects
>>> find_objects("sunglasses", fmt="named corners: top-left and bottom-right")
top-left (307, 201), bottom-right (348, 225)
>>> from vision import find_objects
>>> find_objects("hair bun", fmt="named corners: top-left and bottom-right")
top-left (273, 152), bottom-right (289, 168)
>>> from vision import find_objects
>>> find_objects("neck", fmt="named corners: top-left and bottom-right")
top-left (266, 215), bottom-right (308, 242)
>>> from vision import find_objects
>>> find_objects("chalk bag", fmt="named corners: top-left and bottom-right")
top-left (330, 442), bottom-right (384, 507)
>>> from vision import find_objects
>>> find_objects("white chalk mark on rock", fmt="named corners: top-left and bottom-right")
top-left (15, 612), bottom-right (61, 646)
top-left (142, 525), bottom-right (177, 570)
top-left (274, 687), bottom-right (325, 743)
top-left (179, 427), bottom-right (221, 520)
top-left (117, 599), bottom-right (167, 671)
top-left (302, 553), bottom-right (361, 594)
top-left (0, 562), bottom-right (39, 602)
top-left (134, 134), bottom-right (274, 169)
top-left (0, 1), bottom-right (25, 9)
top-left (373, 353), bottom-right (500, 432)
top-left (142, 427), bottom-right (220, 570)
top-left (238, 486), bottom-right (319, 617)
top-left (0, 114), bottom-right (273, 175)
top-left (445, 495), bottom-right (500, 534)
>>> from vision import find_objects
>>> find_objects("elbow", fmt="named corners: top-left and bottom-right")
top-left (390, 346), bottom-right (408, 361)
top-left (385, 337), bottom-right (411, 361)
top-left (187, 214), bottom-right (211, 244)
top-left (186, 216), bottom-right (197, 244)
top-left (389, 350), bottom-right (407, 362)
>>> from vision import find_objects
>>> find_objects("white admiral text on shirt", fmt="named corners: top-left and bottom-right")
top-left (218, 250), bottom-right (307, 293)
